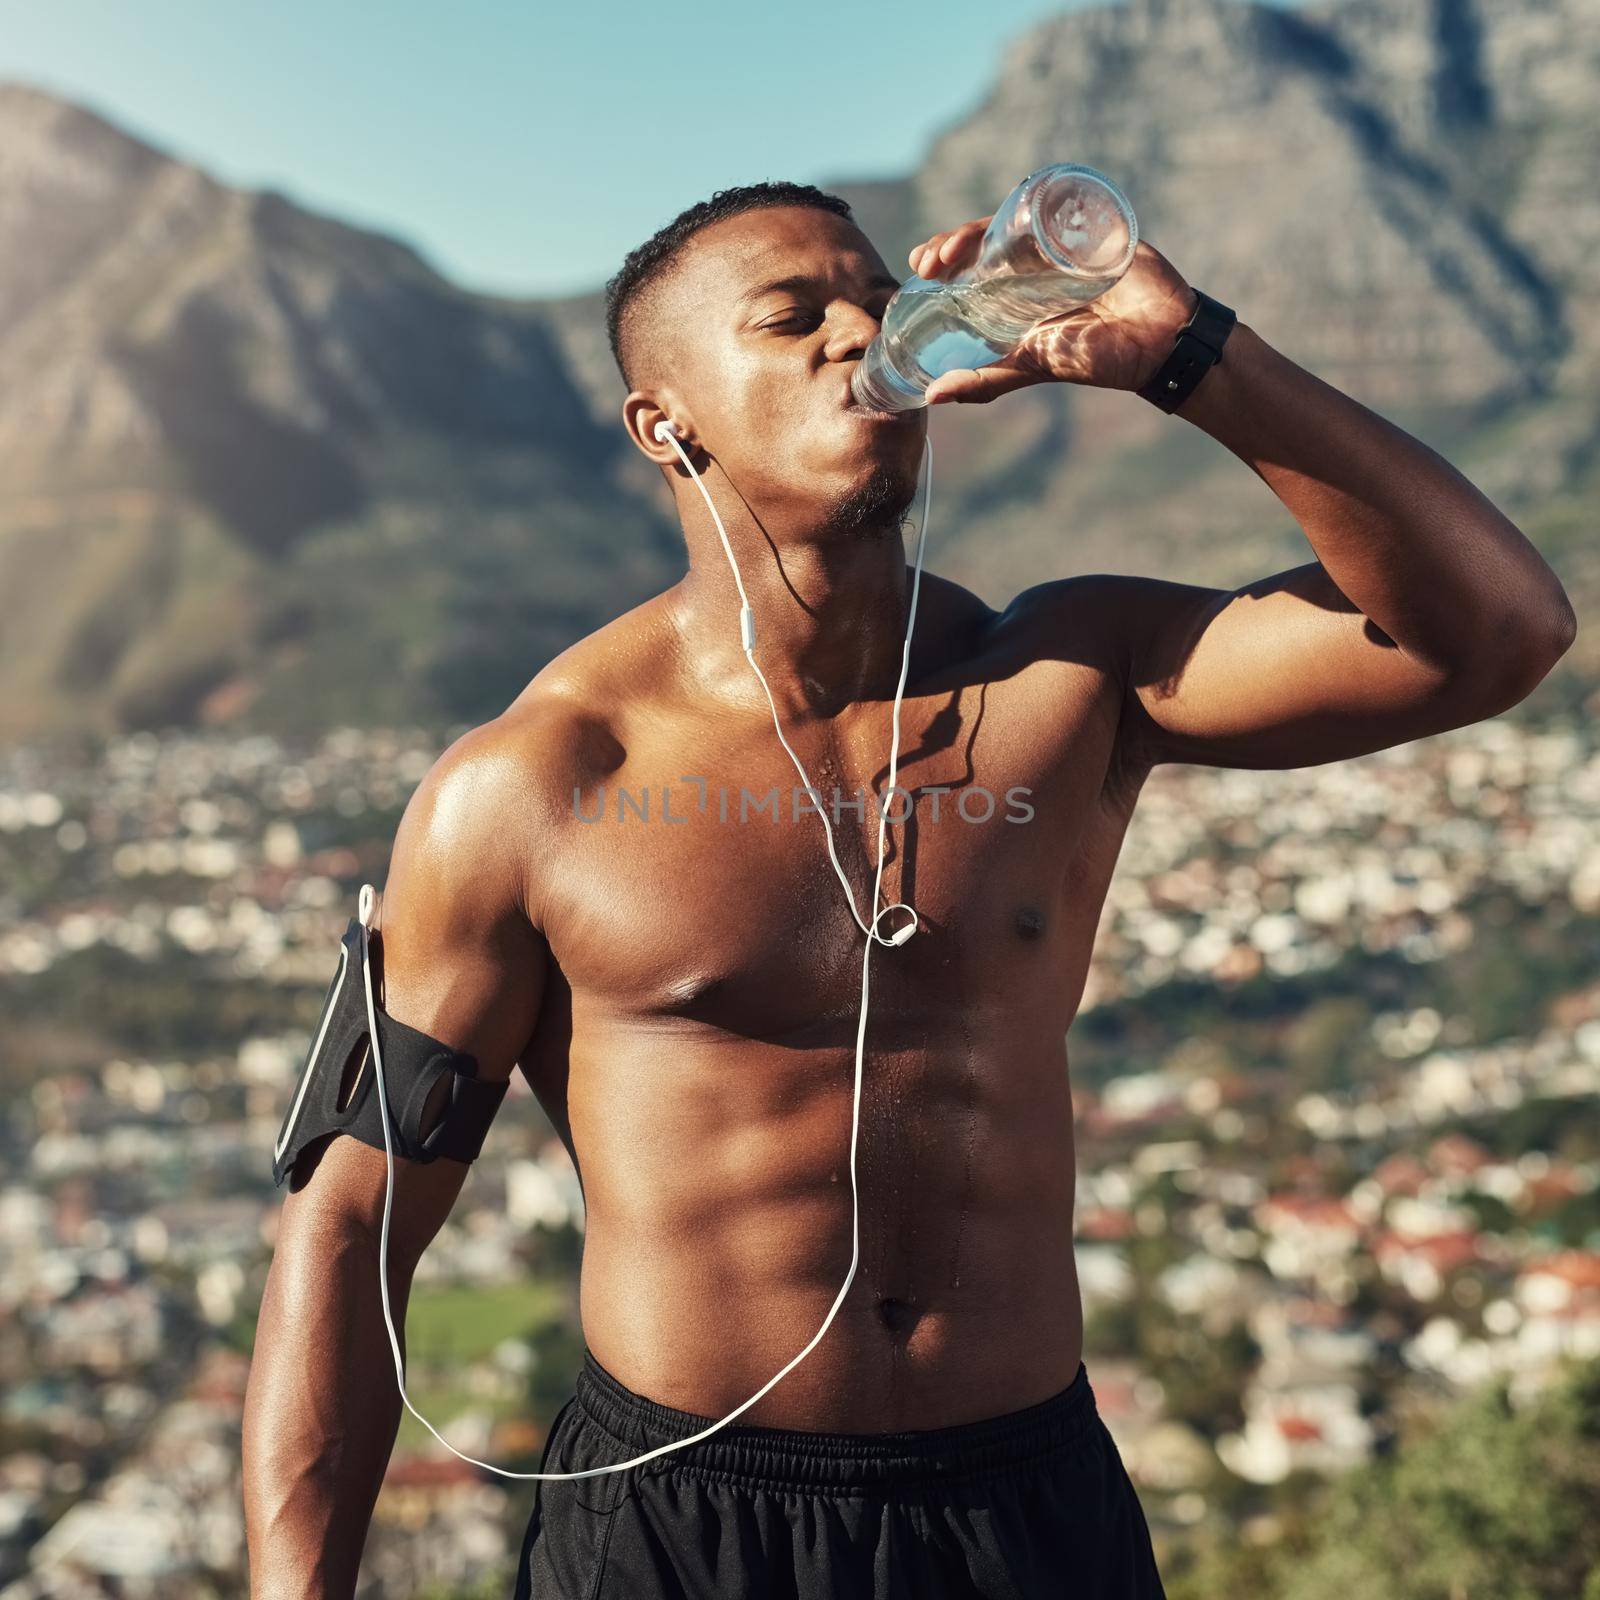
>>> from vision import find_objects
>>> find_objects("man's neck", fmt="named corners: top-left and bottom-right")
top-left (670, 516), bottom-right (914, 722)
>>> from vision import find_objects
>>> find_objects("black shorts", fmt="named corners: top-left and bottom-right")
top-left (513, 1349), bottom-right (1167, 1599)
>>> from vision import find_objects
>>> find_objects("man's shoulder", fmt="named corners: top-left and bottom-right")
top-left (375, 599), bottom-right (674, 941)
top-left (974, 572), bottom-right (1147, 678)
top-left (431, 689), bottom-right (616, 834)
top-left (431, 592), bottom-right (677, 822)
top-left (393, 695), bottom-right (614, 938)
top-left (990, 571), bottom-right (1149, 634)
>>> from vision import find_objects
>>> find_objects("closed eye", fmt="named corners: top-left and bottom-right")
top-left (762, 295), bottom-right (895, 334)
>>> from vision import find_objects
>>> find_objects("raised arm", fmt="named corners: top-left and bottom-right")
top-left (903, 219), bottom-right (1577, 771)
top-left (242, 720), bottom-right (547, 1600)
top-left (1106, 321), bottom-right (1576, 770)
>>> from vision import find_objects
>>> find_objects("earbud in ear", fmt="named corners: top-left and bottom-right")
top-left (654, 419), bottom-right (679, 443)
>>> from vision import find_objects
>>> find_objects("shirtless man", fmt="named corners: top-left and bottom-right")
top-left (242, 179), bottom-right (1576, 1599)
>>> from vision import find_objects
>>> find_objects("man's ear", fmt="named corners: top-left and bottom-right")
top-left (623, 391), bottom-right (693, 463)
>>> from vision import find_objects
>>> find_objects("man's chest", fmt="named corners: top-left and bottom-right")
top-left (541, 657), bottom-right (1130, 1029)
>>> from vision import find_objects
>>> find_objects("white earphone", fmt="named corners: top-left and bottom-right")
top-left (364, 405), bottom-right (933, 1479)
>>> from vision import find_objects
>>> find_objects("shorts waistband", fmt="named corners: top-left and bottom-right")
top-left (573, 1349), bottom-right (1102, 1491)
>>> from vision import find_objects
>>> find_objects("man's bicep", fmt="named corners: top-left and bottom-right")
top-left (1112, 565), bottom-right (1481, 770)
top-left (281, 726), bottom-right (549, 1248)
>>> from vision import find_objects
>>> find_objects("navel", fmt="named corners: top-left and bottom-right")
top-left (876, 1296), bottom-right (922, 1336)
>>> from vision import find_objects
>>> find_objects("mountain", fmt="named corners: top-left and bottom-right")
top-left (926, 0), bottom-right (1567, 407)
top-left (887, 0), bottom-right (1599, 613)
top-left (2, 0), bottom-right (1596, 739)
top-left (0, 84), bottom-right (683, 737)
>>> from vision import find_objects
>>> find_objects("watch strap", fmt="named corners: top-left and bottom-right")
top-left (1137, 288), bottom-right (1236, 414)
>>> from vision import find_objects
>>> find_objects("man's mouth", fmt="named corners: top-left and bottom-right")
top-left (842, 392), bottom-right (917, 421)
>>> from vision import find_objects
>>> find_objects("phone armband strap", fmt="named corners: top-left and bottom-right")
top-left (271, 914), bottom-right (508, 1186)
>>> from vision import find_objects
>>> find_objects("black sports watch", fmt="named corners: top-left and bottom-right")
top-left (1137, 288), bottom-right (1236, 414)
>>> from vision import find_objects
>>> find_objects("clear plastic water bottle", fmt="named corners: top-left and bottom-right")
top-left (850, 164), bottom-right (1138, 413)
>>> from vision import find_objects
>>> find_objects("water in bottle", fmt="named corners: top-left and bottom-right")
top-left (851, 164), bottom-right (1138, 413)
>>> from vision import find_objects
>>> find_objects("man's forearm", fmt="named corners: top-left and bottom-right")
top-left (243, 1227), bottom-right (408, 1599)
top-left (1176, 320), bottom-right (1576, 678)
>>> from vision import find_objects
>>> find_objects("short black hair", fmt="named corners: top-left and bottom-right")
top-left (604, 180), bottom-right (856, 391)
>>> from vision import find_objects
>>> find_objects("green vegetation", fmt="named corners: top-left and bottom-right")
top-left (417, 1580), bottom-right (507, 1600)
top-left (1083, 1234), bottom-right (1259, 1441)
top-left (1166, 1357), bottom-right (1600, 1600)
top-left (0, 944), bottom-right (316, 1089)
top-left (393, 1279), bottom-right (577, 1457)
top-left (404, 1281), bottom-right (567, 1366)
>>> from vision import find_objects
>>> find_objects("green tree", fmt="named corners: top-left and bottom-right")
top-left (1171, 1358), bottom-right (1600, 1600)
top-left (1282, 1358), bottom-right (1600, 1600)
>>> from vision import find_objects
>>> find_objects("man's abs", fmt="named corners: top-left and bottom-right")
top-left (568, 1016), bottom-right (1086, 1434)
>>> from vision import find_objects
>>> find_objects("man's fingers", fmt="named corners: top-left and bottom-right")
top-left (926, 368), bottom-right (987, 403)
top-left (937, 224), bottom-right (979, 264)
top-left (925, 362), bottom-right (1037, 405)
top-left (910, 217), bottom-right (992, 279)
top-left (910, 234), bottom-right (952, 276)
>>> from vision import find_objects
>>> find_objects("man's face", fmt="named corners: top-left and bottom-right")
top-left (662, 206), bottom-right (927, 541)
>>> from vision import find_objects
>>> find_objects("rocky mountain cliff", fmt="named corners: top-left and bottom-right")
top-left (3, 0), bottom-right (1595, 739)
top-left (0, 85), bottom-right (682, 736)
top-left (925, 0), bottom-right (1566, 406)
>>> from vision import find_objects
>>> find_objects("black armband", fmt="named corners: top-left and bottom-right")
top-left (271, 914), bottom-right (508, 1187)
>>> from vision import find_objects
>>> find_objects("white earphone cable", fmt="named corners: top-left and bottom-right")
top-left (664, 421), bottom-right (930, 949)
top-left (358, 418), bottom-right (934, 1479)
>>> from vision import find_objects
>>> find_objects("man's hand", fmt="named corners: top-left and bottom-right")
top-left (906, 219), bottom-right (1195, 404)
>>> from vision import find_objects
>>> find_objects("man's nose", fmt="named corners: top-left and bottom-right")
top-left (825, 303), bottom-right (883, 362)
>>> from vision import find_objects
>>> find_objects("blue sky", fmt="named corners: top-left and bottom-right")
top-left (0, 0), bottom-right (1133, 299)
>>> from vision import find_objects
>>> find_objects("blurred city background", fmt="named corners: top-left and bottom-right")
top-left (1, 0), bottom-right (1598, 1595)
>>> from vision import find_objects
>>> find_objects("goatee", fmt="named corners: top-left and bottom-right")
top-left (816, 464), bottom-right (921, 542)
